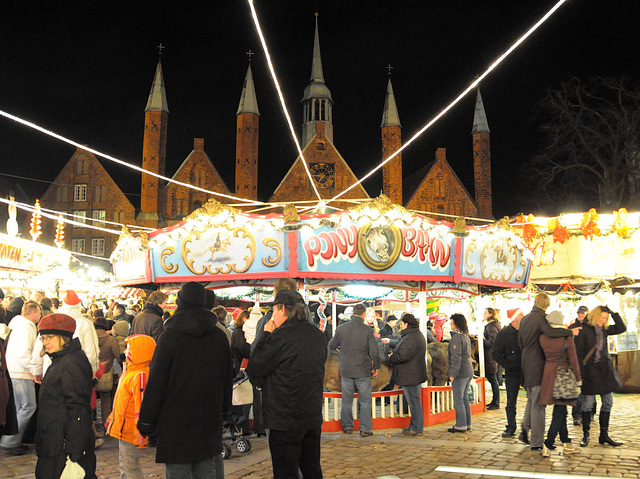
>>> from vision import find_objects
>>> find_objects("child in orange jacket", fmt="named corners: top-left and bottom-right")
top-left (106, 334), bottom-right (156, 479)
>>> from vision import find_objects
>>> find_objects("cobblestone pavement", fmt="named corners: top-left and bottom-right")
top-left (2, 391), bottom-right (639, 478)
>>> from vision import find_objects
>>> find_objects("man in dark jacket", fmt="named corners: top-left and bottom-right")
top-left (328, 303), bottom-right (380, 437)
top-left (138, 282), bottom-right (232, 478)
top-left (569, 305), bottom-right (590, 425)
top-left (247, 290), bottom-right (327, 479)
top-left (131, 291), bottom-right (168, 342)
top-left (492, 308), bottom-right (524, 438)
top-left (518, 293), bottom-right (573, 451)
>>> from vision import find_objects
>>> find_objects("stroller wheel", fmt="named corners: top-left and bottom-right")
top-left (222, 443), bottom-right (232, 459)
top-left (236, 437), bottom-right (252, 453)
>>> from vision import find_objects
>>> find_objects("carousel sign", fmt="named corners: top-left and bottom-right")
top-left (111, 197), bottom-right (532, 290)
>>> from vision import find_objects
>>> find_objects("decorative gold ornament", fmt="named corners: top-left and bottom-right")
top-left (184, 198), bottom-right (239, 221)
top-left (140, 232), bottom-right (150, 247)
top-left (452, 217), bottom-right (469, 237)
top-left (351, 194), bottom-right (408, 216)
top-left (119, 225), bottom-right (132, 241)
top-left (494, 216), bottom-right (512, 231)
top-left (283, 205), bottom-right (300, 223)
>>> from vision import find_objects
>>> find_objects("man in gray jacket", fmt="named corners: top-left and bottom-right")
top-left (518, 293), bottom-right (573, 451)
top-left (328, 304), bottom-right (380, 437)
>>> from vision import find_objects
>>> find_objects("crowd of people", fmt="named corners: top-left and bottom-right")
top-left (0, 284), bottom-right (630, 478)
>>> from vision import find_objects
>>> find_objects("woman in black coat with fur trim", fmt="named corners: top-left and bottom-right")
top-left (574, 305), bottom-right (626, 447)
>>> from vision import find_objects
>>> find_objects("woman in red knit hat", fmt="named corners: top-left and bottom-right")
top-left (35, 314), bottom-right (96, 479)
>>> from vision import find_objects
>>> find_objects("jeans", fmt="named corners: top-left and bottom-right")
top-left (452, 377), bottom-right (472, 430)
top-left (165, 455), bottom-right (223, 479)
top-left (545, 405), bottom-right (570, 447)
top-left (268, 427), bottom-right (322, 479)
top-left (582, 393), bottom-right (613, 413)
top-left (402, 385), bottom-right (423, 433)
top-left (572, 393), bottom-right (584, 420)
top-left (486, 372), bottom-right (500, 406)
top-left (0, 378), bottom-right (36, 448)
top-left (341, 376), bottom-right (372, 432)
top-left (119, 440), bottom-right (144, 479)
top-left (504, 373), bottom-right (522, 433)
top-left (523, 385), bottom-right (546, 447)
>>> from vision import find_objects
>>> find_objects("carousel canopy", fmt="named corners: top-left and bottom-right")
top-left (110, 196), bottom-right (532, 292)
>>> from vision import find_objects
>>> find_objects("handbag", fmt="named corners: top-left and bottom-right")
top-left (232, 369), bottom-right (253, 406)
top-left (552, 339), bottom-right (581, 401)
top-left (96, 367), bottom-right (114, 393)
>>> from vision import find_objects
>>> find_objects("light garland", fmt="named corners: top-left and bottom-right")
top-left (29, 199), bottom-right (42, 241)
top-left (54, 214), bottom-right (65, 248)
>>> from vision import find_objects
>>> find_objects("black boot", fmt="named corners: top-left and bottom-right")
top-left (580, 411), bottom-right (591, 447)
top-left (598, 411), bottom-right (623, 446)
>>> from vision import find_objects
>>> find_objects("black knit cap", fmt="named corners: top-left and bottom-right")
top-left (204, 289), bottom-right (216, 310)
top-left (176, 282), bottom-right (206, 310)
top-left (38, 313), bottom-right (76, 338)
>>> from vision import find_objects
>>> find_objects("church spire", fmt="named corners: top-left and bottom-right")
top-left (301, 13), bottom-right (333, 147)
top-left (236, 52), bottom-right (260, 201)
top-left (472, 88), bottom-right (489, 134)
top-left (145, 59), bottom-right (169, 113)
top-left (237, 55), bottom-right (260, 115)
top-left (138, 54), bottom-right (169, 227)
top-left (381, 68), bottom-right (402, 205)
top-left (472, 87), bottom-right (492, 219)
top-left (381, 75), bottom-right (401, 128)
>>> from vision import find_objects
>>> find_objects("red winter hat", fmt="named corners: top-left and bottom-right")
top-left (38, 313), bottom-right (76, 338)
top-left (428, 312), bottom-right (439, 320)
top-left (63, 290), bottom-right (81, 306)
top-left (507, 308), bottom-right (523, 321)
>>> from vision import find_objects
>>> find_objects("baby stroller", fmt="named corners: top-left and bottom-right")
top-left (222, 370), bottom-right (253, 459)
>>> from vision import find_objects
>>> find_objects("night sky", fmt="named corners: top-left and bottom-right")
top-left (0, 0), bottom-right (638, 223)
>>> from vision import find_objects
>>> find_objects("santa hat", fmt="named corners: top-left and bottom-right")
top-left (428, 312), bottom-right (439, 321)
top-left (38, 313), bottom-right (76, 338)
top-left (507, 308), bottom-right (523, 321)
top-left (63, 290), bottom-right (81, 306)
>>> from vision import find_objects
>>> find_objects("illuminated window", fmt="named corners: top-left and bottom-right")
top-left (92, 210), bottom-right (105, 228)
top-left (71, 239), bottom-right (85, 253)
top-left (74, 184), bottom-right (87, 202)
top-left (73, 210), bottom-right (86, 227)
top-left (91, 238), bottom-right (105, 256)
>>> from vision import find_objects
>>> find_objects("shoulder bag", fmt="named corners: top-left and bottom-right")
top-left (552, 338), bottom-right (581, 401)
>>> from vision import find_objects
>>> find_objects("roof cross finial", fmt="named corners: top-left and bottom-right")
top-left (386, 64), bottom-right (393, 76)
top-left (157, 43), bottom-right (165, 57)
top-left (246, 49), bottom-right (254, 63)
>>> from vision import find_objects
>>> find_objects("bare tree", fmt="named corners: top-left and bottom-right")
top-left (527, 77), bottom-right (640, 209)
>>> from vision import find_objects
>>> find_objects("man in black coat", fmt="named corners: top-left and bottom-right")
top-left (492, 308), bottom-right (524, 438)
top-left (131, 291), bottom-right (168, 342)
top-left (247, 290), bottom-right (327, 479)
top-left (328, 303), bottom-right (380, 437)
top-left (138, 282), bottom-right (232, 478)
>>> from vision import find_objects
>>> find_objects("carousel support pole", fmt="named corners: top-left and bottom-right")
top-left (331, 290), bottom-right (337, 339)
top-left (418, 289), bottom-right (427, 334)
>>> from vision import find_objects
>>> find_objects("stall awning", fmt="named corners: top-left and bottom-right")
top-left (86, 286), bottom-right (144, 301)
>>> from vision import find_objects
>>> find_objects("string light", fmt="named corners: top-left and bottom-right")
top-left (323, 0), bottom-right (569, 208)
top-left (54, 214), bottom-right (65, 248)
top-left (247, 0), bottom-right (323, 202)
top-left (29, 199), bottom-right (42, 241)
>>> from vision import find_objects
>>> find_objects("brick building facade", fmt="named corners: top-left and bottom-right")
top-left (40, 14), bottom-right (492, 260)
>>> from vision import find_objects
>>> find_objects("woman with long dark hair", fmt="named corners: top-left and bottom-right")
top-left (447, 314), bottom-right (474, 433)
top-left (483, 308), bottom-right (502, 410)
top-left (575, 305), bottom-right (626, 447)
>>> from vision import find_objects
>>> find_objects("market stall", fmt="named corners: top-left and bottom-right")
top-left (505, 209), bottom-right (640, 392)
